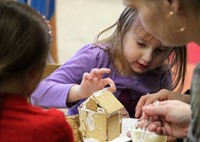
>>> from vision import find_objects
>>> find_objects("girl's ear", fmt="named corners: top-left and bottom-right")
top-left (27, 65), bottom-right (45, 85)
top-left (165, 0), bottom-right (181, 13)
top-left (29, 70), bottom-right (40, 79)
top-left (26, 69), bottom-right (44, 94)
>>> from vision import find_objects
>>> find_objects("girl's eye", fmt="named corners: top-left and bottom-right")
top-left (137, 41), bottom-right (146, 47)
top-left (155, 48), bottom-right (164, 53)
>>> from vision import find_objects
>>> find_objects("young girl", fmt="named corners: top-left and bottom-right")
top-left (0, 1), bottom-right (74, 142)
top-left (31, 7), bottom-right (187, 118)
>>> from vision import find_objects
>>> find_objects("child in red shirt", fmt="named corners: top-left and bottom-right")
top-left (0, 1), bottom-right (74, 142)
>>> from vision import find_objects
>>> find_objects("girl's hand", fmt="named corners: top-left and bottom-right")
top-left (121, 107), bottom-right (130, 118)
top-left (78, 68), bottom-right (116, 99)
top-left (68, 68), bottom-right (116, 103)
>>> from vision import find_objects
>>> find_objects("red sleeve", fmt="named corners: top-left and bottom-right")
top-left (58, 114), bottom-right (74, 142)
top-left (36, 109), bottom-right (75, 142)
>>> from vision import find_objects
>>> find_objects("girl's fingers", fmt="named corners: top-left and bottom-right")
top-left (90, 68), bottom-right (111, 78)
top-left (90, 68), bottom-right (98, 77)
top-left (102, 78), bottom-right (116, 93)
top-left (97, 68), bottom-right (111, 80)
top-left (95, 68), bottom-right (111, 74)
top-left (82, 72), bottom-right (91, 81)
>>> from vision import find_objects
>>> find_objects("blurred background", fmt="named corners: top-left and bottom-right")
top-left (56, 0), bottom-right (200, 93)
top-left (18, 0), bottom-right (200, 93)
top-left (56, 0), bottom-right (124, 63)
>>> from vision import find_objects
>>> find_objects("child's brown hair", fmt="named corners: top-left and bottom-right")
top-left (0, 1), bottom-right (51, 94)
top-left (95, 7), bottom-right (187, 93)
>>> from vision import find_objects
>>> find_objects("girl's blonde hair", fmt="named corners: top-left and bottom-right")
top-left (95, 7), bottom-right (187, 93)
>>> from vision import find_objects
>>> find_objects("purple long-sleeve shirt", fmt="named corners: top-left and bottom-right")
top-left (31, 44), bottom-right (172, 117)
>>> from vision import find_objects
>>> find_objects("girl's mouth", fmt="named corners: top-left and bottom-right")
top-left (137, 62), bottom-right (148, 70)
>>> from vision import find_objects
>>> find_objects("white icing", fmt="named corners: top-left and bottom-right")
top-left (118, 112), bottom-right (122, 124)
top-left (86, 112), bottom-right (95, 131)
top-left (96, 107), bottom-right (105, 113)
top-left (84, 138), bottom-right (100, 142)
top-left (79, 105), bottom-right (105, 114)
top-left (129, 128), bottom-right (167, 142)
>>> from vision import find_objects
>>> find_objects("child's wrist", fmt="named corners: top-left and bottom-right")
top-left (74, 85), bottom-right (82, 100)
top-left (68, 85), bottom-right (82, 103)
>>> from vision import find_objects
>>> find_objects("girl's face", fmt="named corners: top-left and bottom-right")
top-left (123, 27), bottom-right (173, 75)
top-left (122, 0), bottom-right (188, 46)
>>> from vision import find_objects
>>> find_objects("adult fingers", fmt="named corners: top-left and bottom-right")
top-left (142, 101), bottom-right (169, 117)
top-left (135, 94), bottom-right (151, 118)
top-left (135, 89), bottom-right (171, 118)
top-left (144, 93), bottom-right (161, 105)
top-left (144, 90), bottom-right (169, 105)
top-left (146, 120), bottom-right (168, 136)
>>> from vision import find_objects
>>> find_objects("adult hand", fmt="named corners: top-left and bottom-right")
top-left (142, 100), bottom-right (191, 138)
top-left (135, 89), bottom-right (191, 118)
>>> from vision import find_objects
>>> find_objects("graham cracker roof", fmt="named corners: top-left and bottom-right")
top-left (93, 90), bottom-right (124, 115)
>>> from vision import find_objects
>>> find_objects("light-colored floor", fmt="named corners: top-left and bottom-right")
top-left (56, 0), bottom-right (125, 64)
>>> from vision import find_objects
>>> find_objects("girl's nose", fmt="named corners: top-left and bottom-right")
top-left (142, 50), bottom-right (152, 63)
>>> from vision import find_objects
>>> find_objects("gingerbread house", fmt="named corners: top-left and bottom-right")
top-left (78, 90), bottom-right (124, 141)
